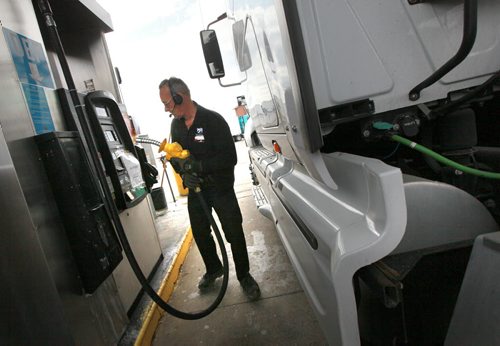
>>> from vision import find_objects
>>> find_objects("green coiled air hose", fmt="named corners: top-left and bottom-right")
top-left (391, 134), bottom-right (500, 180)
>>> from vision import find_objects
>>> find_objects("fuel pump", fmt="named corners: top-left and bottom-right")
top-left (84, 91), bottom-right (147, 210)
top-left (36, 0), bottom-right (229, 319)
top-left (36, 131), bottom-right (123, 294)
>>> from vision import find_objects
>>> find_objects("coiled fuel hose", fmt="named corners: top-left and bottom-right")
top-left (135, 137), bottom-right (229, 319)
top-left (372, 121), bottom-right (500, 179)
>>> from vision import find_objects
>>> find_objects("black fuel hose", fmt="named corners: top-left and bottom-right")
top-left (38, 0), bottom-right (228, 320)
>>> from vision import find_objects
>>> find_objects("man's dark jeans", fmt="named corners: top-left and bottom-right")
top-left (187, 186), bottom-right (250, 281)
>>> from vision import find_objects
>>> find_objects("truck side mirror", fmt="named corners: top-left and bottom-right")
top-left (200, 30), bottom-right (225, 79)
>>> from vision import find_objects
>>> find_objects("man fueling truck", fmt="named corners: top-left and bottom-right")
top-left (2, 0), bottom-right (500, 344)
top-left (200, 0), bottom-right (500, 344)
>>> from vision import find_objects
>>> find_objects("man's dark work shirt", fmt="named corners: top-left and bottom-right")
top-left (170, 103), bottom-right (237, 190)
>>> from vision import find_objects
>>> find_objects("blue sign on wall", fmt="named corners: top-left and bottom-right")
top-left (21, 83), bottom-right (55, 134)
top-left (3, 27), bottom-right (55, 134)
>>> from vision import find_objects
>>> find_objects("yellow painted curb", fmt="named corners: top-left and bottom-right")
top-left (134, 228), bottom-right (193, 346)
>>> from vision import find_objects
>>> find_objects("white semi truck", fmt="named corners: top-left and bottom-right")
top-left (200, 0), bottom-right (500, 345)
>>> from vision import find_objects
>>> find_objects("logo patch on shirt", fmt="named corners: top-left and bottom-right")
top-left (194, 127), bottom-right (205, 142)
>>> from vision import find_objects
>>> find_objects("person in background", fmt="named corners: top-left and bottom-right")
top-left (159, 77), bottom-right (261, 300)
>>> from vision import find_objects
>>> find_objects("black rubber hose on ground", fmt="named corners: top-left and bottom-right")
top-left (38, 0), bottom-right (228, 320)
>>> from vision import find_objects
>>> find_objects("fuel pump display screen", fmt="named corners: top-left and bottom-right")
top-left (95, 106), bottom-right (109, 117)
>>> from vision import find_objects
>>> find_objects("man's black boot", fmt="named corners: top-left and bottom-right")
top-left (198, 267), bottom-right (224, 290)
top-left (240, 274), bottom-right (261, 300)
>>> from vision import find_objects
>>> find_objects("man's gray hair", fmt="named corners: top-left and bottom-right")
top-left (158, 77), bottom-right (190, 97)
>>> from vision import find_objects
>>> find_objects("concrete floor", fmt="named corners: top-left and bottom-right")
top-left (151, 141), bottom-right (327, 345)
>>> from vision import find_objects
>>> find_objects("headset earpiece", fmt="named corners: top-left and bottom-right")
top-left (168, 79), bottom-right (183, 105)
top-left (173, 93), bottom-right (183, 105)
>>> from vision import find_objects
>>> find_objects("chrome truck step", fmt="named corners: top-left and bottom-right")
top-left (252, 185), bottom-right (273, 220)
top-left (252, 185), bottom-right (268, 207)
